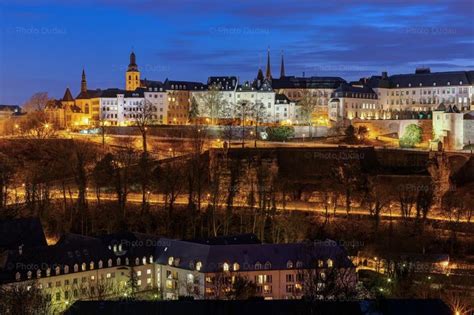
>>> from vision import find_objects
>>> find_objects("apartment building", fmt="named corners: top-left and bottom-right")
top-left (154, 237), bottom-right (356, 300)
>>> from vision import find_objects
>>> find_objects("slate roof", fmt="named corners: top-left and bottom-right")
top-left (331, 83), bottom-right (378, 99)
top-left (207, 76), bottom-right (238, 90)
top-left (62, 88), bottom-right (74, 102)
top-left (0, 217), bottom-right (47, 250)
top-left (364, 69), bottom-right (474, 89)
top-left (76, 89), bottom-right (103, 100)
top-left (275, 93), bottom-right (293, 104)
top-left (0, 105), bottom-right (21, 113)
top-left (271, 76), bottom-right (346, 89)
top-left (155, 239), bottom-right (353, 272)
top-left (164, 79), bottom-right (205, 91)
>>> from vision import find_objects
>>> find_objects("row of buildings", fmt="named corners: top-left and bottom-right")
top-left (42, 51), bottom-right (474, 131)
top-left (0, 218), bottom-right (355, 312)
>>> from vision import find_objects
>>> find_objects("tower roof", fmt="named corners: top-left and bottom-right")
top-left (128, 51), bottom-right (138, 72)
top-left (280, 51), bottom-right (285, 78)
top-left (265, 48), bottom-right (272, 80)
top-left (62, 88), bottom-right (74, 102)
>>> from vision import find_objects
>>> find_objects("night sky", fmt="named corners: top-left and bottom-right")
top-left (1, 0), bottom-right (473, 105)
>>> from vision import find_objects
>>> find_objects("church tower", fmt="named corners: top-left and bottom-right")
top-left (126, 51), bottom-right (140, 91)
top-left (280, 51), bottom-right (286, 78)
top-left (81, 69), bottom-right (87, 93)
top-left (265, 48), bottom-right (272, 80)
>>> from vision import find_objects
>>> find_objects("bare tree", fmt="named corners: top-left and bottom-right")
top-left (134, 99), bottom-right (155, 154)
top-left (0, 281), bottom-right (52, 315)
top-left (297, 90), bottom-right (319, 139)
top-left (197, 83), bottom-right (225, 125)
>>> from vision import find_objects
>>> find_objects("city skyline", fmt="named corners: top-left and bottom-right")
top-left (1, 0), bottom-right (474, 105)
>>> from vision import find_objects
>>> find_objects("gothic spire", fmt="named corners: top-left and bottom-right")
top-left (265, 47), bottom-right (272, 80)
top-left (81, 69), bottom-right (87, 93)
top-left (280, 50), bottom-right (285, 78)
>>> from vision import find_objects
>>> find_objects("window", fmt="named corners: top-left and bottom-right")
top-left (108, 259), bottom-right (113, 267)
top-left (74, 264), bottom-right (78, 272)
top-left (147, 269), bottom-right (151, 275)
top-left (286, 274), bottom-right (294, 282)
top-left (233, 263), bottom-right (240, 271)
top-left (196, 261), bottom-right (202, 271)
top-left (223, 263), bottom-right (229, 272)
top-left (137, 271), bottom-right (142, 277)
top-left (15, 272), bottom-right (21, 281)
top-left (255, 262), bottom-right (262, 270)
top-left (168, 257), bottom-right (174, 266)
top-left (296, 261), bottom-right (303, 268)
top-left (327, 259), bottom-right (333, 268)
top-left (98, 260), bottom-right (103, 268)
top-left (64, 265), bottom-right (69, 274)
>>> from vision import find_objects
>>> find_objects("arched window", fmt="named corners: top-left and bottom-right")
top-left (108, 259), bottom-right (113, 267)
top-left (46, 268), bottom-right (51, 276)
top-left (168, 257), bottom-right (174, 266)
top-left (15, 272), bottom-right (21, 281)
top-left (117, 257), bottom-right (121, 265)
top-left (36, 269), bottom-right (41, 278)
top-left (27, 271), bottom-right (32, 279)
top-left (255, 262), bottom-right (262, 270)
top-left (98, 260), bottom-right (103, 268)
top-left (296, 261), bottom-right (303, 268)
top-left (287, 260), bottom-right (293, 269)
top-left (125, 257), bottom-right (129, 265)
top-left (135, 257), bottom-right (140, 266)
top-left (142, 257), bottom-right (147, 265)
top-left (223, 263), bottom-right (229, 272)
top-left (264, 261), bottom-right (272, 270)
top-left (233, 263), bottom-right (240, 271)
top-left (327, 259), bottom-right (333, 268)
top-left (196, 261), bottom-right (202, 271)
top-left (318, 260), bottom-right (324, 268)
top-left (64, 265), bottom-right (69, 274)
top-left (129, 75), bottom-right (131, 80)
top-left (74, 264), bottom-right (79, 272)
top-left (81, 263), bottom-right (86, 271)
top-left (149, 256), bottom-right (153, 264)
top-left (55, 266), bottom-right (60, 275)
top-left (90, 261), bottom-right (94, 270)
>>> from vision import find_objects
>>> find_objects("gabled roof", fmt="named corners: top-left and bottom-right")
top-left (0, 217), bottom-right (47, 250)
top-left (62, 88), bottom-right (74, 102)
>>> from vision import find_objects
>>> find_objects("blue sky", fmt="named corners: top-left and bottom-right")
top-left (0, 0), bottom-right (473, 105)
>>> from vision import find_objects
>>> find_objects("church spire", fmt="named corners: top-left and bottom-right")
top-left (128, 51), bottom-right (138, 71)
top-left (265, 47), bottom-right (272, 80)
top-left (81, 69), bottom-right (87, 93)
top-left (280, 50), bottom-right (285, 78)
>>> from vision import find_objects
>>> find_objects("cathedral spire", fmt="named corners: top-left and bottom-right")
top-left (128, 51), bottom-right (138, 71)
top-left (265, 47), bottom-right (272, 80)
top-left (280, 50), bottom-right (285, 78)
top-left (81, 68), bottom-right (87, 93)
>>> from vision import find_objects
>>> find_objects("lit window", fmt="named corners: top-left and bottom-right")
top-left (196, 261), bottom-right (202, 271)
top-left (137, 271), bottom-right (142, 277)
top-left (327, 259), bottom-right (333, 268)
top-left (223, 263), bottom-right (230, 272)
top-left (147, 269), bottom-right (151, 275)
top-left (264, 262), bottom-right (272, 270)
top-left (168, 257), bottom-right (174, 266)
top-left (255, 262), bottom-right (262, 270)
top-left (286, 261), bottom-right (293, 269)
top-left (233, 263), bottom-right (240, 271)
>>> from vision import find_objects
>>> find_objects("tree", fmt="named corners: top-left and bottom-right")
top-left (399, 124), bottom-right (422, 148)
top-left (197, 83), bottom-right (224, 125)
top-left (0, 281), bottom-right (52, 315)
top-left (0, 153), bottom-right (15, 212)
top-left (343, 125), bottom-right (358, 144)
top-left (297, 90), bottom-right (318, 138)
top-left (134, 99), bottom-right (155, 154)
top-left (189, 96), bottom-right (200, 124)
top-left (226, 275), bottom-right (257, 300)
top-left (22, 92), bottom-right (49, 112)
top-left (266, 126), bottom-right (294, 142)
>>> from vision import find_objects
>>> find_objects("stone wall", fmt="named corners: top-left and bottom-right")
top-left (353, 119), bottom-right (432, 141)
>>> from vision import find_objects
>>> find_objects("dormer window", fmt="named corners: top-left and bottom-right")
top-left (196, 261), bottom-right (202, 271)
top-left (98, 260), bottom-right (103, 268)
top-left (447, 82), bottom-right (450, 86)
top-left (296, 261), bottom-right (303, 268)
top-left (327, 259), bottom-right (334, 268)
top-left (223, 263), bottom-right (230, 272)
top-left (460, 81), bottom-right (463, 85)
top-left (108, 259), bottom-right (113, 267)
top-left (433, 82), bottom-right (436, 86)
top-left (396, 84), bottom-right (399, 88)
top-left (287, 261), bottom-right (293, 269)
top-left (15, 272), bottom-right (21, 281)
top-left (264, 262), bottom-right (272, 270)
top-left (168, 257), bottom-right (174, 266)
top-left (74, 264), bottom-right (78, 272)
top-left (64, 265), bottom-right (69, 274)
top-left (36, 269), bottom-right (41, 278)
top-left (55, 266), bottom-right (60, 275)
top-left (255, 262), bottom-right (262, 270)
top-left (419, 83), bottom-right (423, 87)
top-left (90, 262), bottom-right (94, 270)
top-left (233, 263), bottom-right (240, 271)
top-left (408, 83), bottom-right (411, 87)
